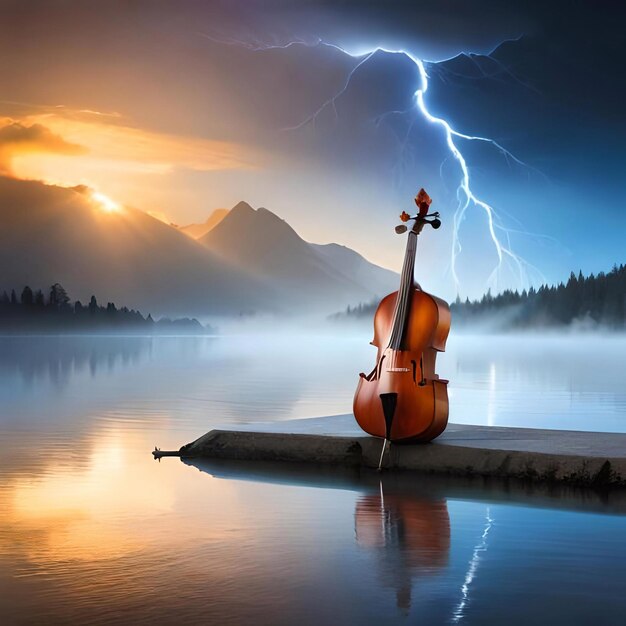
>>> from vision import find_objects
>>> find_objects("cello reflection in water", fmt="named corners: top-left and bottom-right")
top-left (355, 481), bottom-right (450, 612)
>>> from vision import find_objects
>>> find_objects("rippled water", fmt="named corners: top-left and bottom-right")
top-left (1, 333), bottom-right (625, 624)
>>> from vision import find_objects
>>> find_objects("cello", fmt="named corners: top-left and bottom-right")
top-left (353, 189), bottom-right (450, 468)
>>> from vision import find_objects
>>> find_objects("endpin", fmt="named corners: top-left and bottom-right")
top-left (377, 439), bottom-right (390, 471)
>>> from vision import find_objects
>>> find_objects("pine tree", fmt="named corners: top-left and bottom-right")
top-left (447, 264), bottom-right (626, 328)
top-left (49, 283), bottom-right (70, 308)
top-left (21, 286), bottom-right (34, 306)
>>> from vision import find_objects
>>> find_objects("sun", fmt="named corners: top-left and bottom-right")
top-left (91, 190), bottom-right (121, 213)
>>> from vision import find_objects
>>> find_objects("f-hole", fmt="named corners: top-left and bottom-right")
top-left (419, 356), bottom-right (426, 386)
top-left (377, 354), bottom-right (386, 378)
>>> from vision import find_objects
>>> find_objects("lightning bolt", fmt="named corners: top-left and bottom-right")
top-left (201, 33), bottom-right (547, 296)
top-left (412, 54), bottom-right (524, 292)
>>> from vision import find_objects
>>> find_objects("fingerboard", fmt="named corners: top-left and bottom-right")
top-left (386, 231), bottom-right (418, 350)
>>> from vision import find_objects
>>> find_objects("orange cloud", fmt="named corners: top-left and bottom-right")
top-left (0, 105), bottom-right (265, 224)
top-left (0, 120), bottom-right (87, 174)
top-left (8, 106), bottom-right (261, 176)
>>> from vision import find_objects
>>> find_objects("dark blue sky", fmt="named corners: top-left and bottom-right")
top-left (0, 0), bottom-right (623, 298)
top-left (189, 0), bottom-right (626, 296)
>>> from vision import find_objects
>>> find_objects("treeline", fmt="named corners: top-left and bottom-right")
top-left (331, 300), bottom-right (379, 320)
top-left (332, 264), bottom-right (626, 330)
top-left (0, 283), bottom-right (213, 334)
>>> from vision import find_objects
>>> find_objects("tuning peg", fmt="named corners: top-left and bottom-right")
top-left (395, 224), bottom-right (408, 234)
top-left (430, 218), bottom-right (441, 229)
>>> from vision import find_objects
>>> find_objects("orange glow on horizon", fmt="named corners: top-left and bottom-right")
top-left (8, 111), bottom-right (261, 183)
top-left (0, 110), bottom-right (265, 228)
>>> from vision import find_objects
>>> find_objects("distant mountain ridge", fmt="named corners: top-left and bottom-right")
top-left (0, 176), bottom-right (270, 318)
top-left (310, 241), bottom-right (397, 301)
top-left (0, 177), bottom-right (398, 317)
top-left (199, 201), bottom-right (398, 309)
top-left (177, 208), bottom-right (228, 239)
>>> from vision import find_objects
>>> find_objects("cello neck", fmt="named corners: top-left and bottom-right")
top-left (387, 230), bottom-right (418, 350)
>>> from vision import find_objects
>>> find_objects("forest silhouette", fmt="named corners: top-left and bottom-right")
top-left (0, 283), bottom-right (211, 333)
top-left (334, 264), bottom-right (626, 330)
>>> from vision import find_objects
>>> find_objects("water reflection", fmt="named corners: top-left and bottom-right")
top-left (0, 335), bottom-right (153, 386)
top-left (1, 334), bottom-right (626, 622)
top-left (443, 334), bottom-right (626, 431)
top-left (188, 460), bottom-right (626, 624)
top-left (2, 428), bottom-right (175, 566)
top-left (451, 507), bottom-right (493, 623)
top-left (355, 485), bottom-right (450, 612)
top-left (0, 335), bottom-right (369, 428)
top-left (2, 436), bottom-right (626, 624)
top-left (1, 334), bottom-right (625, 437)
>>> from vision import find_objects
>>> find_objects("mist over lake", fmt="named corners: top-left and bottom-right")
top-left (1, 332), bottom-right (626, 623)
top-left (2, 332), bottom-right (625, 439)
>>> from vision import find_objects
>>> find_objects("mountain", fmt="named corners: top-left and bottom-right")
top-left (177, 208), bottom-right (229, 239)
top-left (0, 177), bottom-right (272, 317)
top-left (310, 242), bottom-right (398, 304)
top-left (199, 201), bottom-right (398, 310)
top-left (0, 178), bottom-right (398, 317)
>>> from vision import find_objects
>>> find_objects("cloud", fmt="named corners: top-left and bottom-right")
top-left (0, 121), bottom-right (87, 174)
top-left (2, 108), bottom-right (263, 182)
top-left (0, 108), bottom-right (265, 230)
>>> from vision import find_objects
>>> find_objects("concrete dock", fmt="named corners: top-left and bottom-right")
top-left (169, 414), bottom-right (626, 488)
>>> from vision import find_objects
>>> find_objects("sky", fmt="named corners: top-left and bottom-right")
top-left (0, 0), bottom-right (624, 300)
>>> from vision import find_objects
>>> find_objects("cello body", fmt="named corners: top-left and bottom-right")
top-left (353, 189), bottom-right (450, 444)
top-left (354, 289), bottom-right (450, 441)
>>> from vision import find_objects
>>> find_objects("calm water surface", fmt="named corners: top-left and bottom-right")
top-left (1, 333), bottom-right (625, 624)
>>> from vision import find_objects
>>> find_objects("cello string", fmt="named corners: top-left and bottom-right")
top-left (388, 235), bottom-right (406, 360)
top-left (389, 231), bottom-right (417, 353)
top-left (392, 241), bottom-right (410, 357)
top-left (387, 226), bottom-right (418, 373)
top-left (396, 233), bottom-right (417, 361)
top-left (392, 238), bottom-right (408, 348)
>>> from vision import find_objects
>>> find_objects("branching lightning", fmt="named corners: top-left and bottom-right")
top-left (201, 32), bottom-right (547, 296)
top-left (283, 50), bottom-right (378, 131)
top-left (412, 53), bottom-right (546, 293)
top-left (412, 53), bottom-right (526, 292)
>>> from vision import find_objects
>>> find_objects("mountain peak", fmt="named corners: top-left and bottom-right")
top-left (222, 202), bottom-right (294, 235)
top-left (198, 199), bottom-right (398, 312)
top-left (230, 200), bottom-right (255, 215)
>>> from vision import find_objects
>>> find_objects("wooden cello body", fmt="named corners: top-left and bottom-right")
top-left (353, 190), bottom-right (450, 450)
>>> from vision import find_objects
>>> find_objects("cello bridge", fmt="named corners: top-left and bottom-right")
top-left (386, 367), bottom-right (410, 373)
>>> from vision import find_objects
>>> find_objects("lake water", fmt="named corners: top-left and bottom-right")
top-left (1, 333), bottom-right (625, 624)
